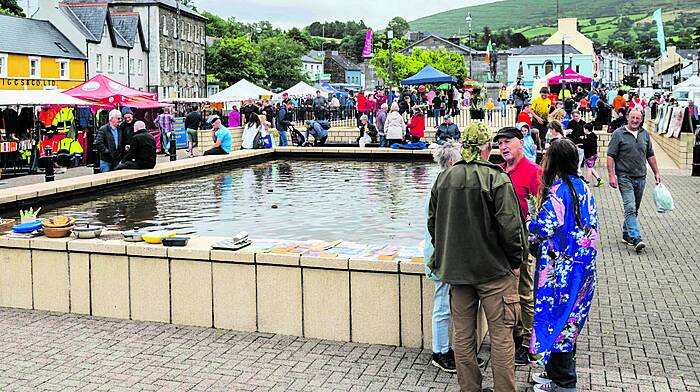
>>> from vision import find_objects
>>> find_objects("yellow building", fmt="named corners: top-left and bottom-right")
top-left (0, 14), bottom-right (86, 91)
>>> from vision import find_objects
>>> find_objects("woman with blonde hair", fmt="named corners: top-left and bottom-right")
top-left (384, 102), bottom-right (406, 146)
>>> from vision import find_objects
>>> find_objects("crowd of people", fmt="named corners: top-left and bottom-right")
top-left (422, 87), bottom-right (662, 391)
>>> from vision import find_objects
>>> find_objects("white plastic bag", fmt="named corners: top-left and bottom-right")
top-left (653, 183), bottom-right (675, 213)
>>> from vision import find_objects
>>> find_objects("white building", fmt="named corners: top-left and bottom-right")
top-left (301, 55), bottom-right (323, 82)
top-left (31, 0), bottom-right (150, 91)
top-left (654, 46), bottom-right (696, 89)
top-left (596, 50), bottom-right (632, 87)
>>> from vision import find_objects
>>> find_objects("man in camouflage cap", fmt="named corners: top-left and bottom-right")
top-left (428, 121), bottom-right (527, 392)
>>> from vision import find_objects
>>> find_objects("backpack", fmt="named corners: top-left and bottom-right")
top-left (317, 120), bottom-right (331, 130)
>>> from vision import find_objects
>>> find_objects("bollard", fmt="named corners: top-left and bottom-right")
top-left (44, 146), bottom-right (55, 182)
top-left (93, 144), bottom-right (101, 174)
top-left (693, 144), bottom-right (700, 177)
top-left (169, 132), bottom-right (177, 161)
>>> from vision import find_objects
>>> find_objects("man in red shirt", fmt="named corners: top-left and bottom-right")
top-left (356, 91), bottom-right (367, 127)
top-left (516, 103), bottom-right (533, 128)
top-left (494, 127), bottom-right (542, 367)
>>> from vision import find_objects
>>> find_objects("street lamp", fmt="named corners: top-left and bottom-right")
top-left (387, 29), bottom-right (394, 105)
top-left (465, 12), bottom-right (472, 78)
top-left (561, 33), bottom-right (569, 97)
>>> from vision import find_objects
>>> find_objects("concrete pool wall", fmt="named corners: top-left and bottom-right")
top-left (0, 235), bottom-right (488, 349)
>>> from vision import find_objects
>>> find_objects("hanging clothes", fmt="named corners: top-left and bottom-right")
top-left (2, 108), bottom-right (19, 136)
top-left (52, 107), bottom-right (75, 133)
top-left (18, 107), bottom-right (35, 138)
top-left (76, 107), bottom-right (92, 129)
top-left (39, 107), bottom-right (58, 127)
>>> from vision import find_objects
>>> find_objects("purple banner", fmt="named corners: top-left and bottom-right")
top-left (362, 29), bottom-right (373, 58)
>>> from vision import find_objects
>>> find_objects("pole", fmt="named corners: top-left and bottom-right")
top-left (388, 31), bottom-right (394, 105)
top-left (561, 38), bottom-right (565, 94)
top-left (467, 13), bottom-right (472, 79)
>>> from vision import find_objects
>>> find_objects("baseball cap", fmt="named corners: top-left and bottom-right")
top-left (493, 127), bottom-right (523, 142)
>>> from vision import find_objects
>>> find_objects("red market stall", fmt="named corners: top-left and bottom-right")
top-left (548, 67), bottom-right (593, 86)
top-left (63, 74), bottom-right (158, 106)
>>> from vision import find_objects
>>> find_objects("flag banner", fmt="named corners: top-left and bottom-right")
top-left (653, 9), bottom-right (668, 61)
top-left (485, 40), bottom-right (492, 65)
top-left (362, 29), bottom-right (373, 58)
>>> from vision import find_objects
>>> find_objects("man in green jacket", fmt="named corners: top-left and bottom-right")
top-left (428, 121), bottom-right (527, 392)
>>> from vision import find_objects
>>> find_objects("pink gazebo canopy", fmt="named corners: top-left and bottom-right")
top-left (63, 74), bottom-right (157, 105)
top-left (548, 67), bottom-right (592, 85)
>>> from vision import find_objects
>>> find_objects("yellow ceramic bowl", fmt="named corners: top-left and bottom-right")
top-left (142, 230), bottom-right (177, 244)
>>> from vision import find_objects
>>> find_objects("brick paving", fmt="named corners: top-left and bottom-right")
top-left (1, 170), bottom-right (700, 391)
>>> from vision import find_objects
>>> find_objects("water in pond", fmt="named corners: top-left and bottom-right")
top-left (45, 160), bottom-right (440, 246)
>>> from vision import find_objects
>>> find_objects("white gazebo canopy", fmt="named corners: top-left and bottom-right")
top-left (209, 79), bottom-right (274, 102)
top-left (0, 90), bottom-right (90, 106)
top-left (676, 75), bottom-right (700, 88)
top-left (280, 81), bottom-right (322, 97)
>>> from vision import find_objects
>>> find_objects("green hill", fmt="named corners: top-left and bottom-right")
top-left (408, 0), bottom-right (698, 45)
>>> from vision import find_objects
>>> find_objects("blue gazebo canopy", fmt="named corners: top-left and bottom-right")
top-left (320, 82), bottom-right (349, 97)
top-left (400, 65), bottom-right (457, 86)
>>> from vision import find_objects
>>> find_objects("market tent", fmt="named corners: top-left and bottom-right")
top-left (548, 67), bottom-right (592, 85)
top-left (320, 82), bottom-right (348, 97)
top-left (676, 75), bottom-right (700, 88)
top-left (0, 90), bottom-right (90, 106)
top-left (63, 74), bottom-right (157, 105)
top-left (281, 81), bottom-right (322, 97)
top-left (400, 65), bottom-right (457, 86)
top-left (209, 79), bottom-right (274, 102)
top-left (531, 71), bottom-right (558, 94)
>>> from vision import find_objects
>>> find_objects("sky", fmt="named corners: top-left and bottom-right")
top-left (194, 0), bottom-right (496, 30)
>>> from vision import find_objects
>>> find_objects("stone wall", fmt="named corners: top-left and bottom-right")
top-left (645, 119), bottom-right (694, 169)
top-left (0, 236), bottom-right (487, 350)
top-left (158, 7), bottom-right (206, 98)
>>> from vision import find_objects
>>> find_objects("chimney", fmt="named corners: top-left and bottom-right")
top-left (558, 18), bottom-right (579, 34)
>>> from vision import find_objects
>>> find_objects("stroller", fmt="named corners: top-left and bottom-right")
top-left (289, 125), bottom-right (310, 147)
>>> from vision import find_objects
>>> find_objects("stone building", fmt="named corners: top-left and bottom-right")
top-left (323, 51), bottom-right (362, 88)
top-left (28, 0), bottom-right (206, 98)
top-left (402, 34), bottom-right (508, 83)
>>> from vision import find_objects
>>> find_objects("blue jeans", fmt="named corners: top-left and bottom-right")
top-left (432, 280), bottom-right (451, 354)
top-left (278, 130), bottom-right (288, 146)
top-left (160, 129), bottom-right (170, 153)
top-left (99, 160), bottom-right (118, 173)
top-left (434, 109), bottom-right (440, 127)
top-left (379, 134), bottom-right (387, 147)
top-left (499, 101), bottom-right (507, 117)
top-left (544, 345), bottom-right (577, 391)
top-left (618, 175), bottom-right (646, 240)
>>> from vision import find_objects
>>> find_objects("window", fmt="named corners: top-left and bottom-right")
top-left (107, 55), bottom-right (114, 72)
top-left (138, 59), bottom-right (143, 75)
top-left (173, 50), bottom-right (178, 72)
top-left (163, 50), bottom-right (169, 71)
top-left (57, 59), bottom-right (69, 80)
top-left (172, 18), bottom-right (177, 38)
top-left (187, 23), bottom-right (192, 41)
top-left (162, 15), bottom-right (168, 36)
top-left (129, 58), bottom-right (134, 74)
top-left (96, 54), bottom-right (102, 72)
top-left (575, 65), bottom-right (580, 74)
top-left (181, 52), bottom-right (185, 73)
top-left (194, 82), bottom-right (199, 98)
top-left (0, 54), bottom-right (7, 77)
top-left (29, 57), bottom-right (40, 78)
top-left (534, 66), bottom-right (539, 77)
top-left (544, 61), bottom-right (554, 75)
top-left (201, 54), bottom-right (205, 74)
top-left (189, 53), bottom-right (193, 73)
top-left (118, 57), bottom-right (125, 74)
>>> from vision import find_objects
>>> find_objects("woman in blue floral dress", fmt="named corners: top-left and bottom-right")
top-left (528, 138), bottom-right (598, 392)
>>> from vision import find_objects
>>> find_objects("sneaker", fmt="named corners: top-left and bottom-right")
top-left (515, 345), bottom-right (530, 366)
top-left (632, 238), bottom-right (646, 253)
top-left (533, 383), bottom-right (556, 392)
top-left (430, 352), bottom-right (456, 373)
top-left (532, 372), bottom-right (552, 385)
top-left (622, 235), bottom-right (634, 246)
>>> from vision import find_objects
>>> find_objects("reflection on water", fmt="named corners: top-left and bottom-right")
top-left (45, 159), bottom-right (439, 246)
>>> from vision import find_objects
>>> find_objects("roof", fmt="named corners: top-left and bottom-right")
top-left (110, 0), bottom-right (205, 20)
top-left (677, 49), bottom-right (697, 60)
top-left (61, 1), bottom-right (109, 43)
top-left (404, 34), bottom-right (478, 55)
top-left (301, 55), bottom-right (322, 64)
top-left (0, 14), bottom-right (85, 59)
top-left (111, 12), bottom-right (147, 50)
top-left (330, 53), bottom-right (360, 71)
top-left (513, 44), bottom-right (580, 56)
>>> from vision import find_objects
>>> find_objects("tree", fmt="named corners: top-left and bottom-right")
top-left (370, 45), bottom-right (467, 86)
top-left (207, 37), bottom-right (266, 87)
top-left (0, 0), bottom-right (25, 16)
top-left (589, 18), bottom-right (597, 26)
top-left (201, 11), bottom-right (243, 39)
top-left (387, 17), bottom-right (410, 39)
top-left (510, 33), bottom-right (530, 48)
top-left (287, 27), bottom-right (313, 50)
top-left (259, 35), bottom-right (308, 89)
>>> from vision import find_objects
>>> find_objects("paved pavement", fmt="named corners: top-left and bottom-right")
top-left (1, 170), bottom-right (699, 391)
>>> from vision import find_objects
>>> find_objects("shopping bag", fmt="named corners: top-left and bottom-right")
top-left (653, 183), bottom-right (675, 213)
